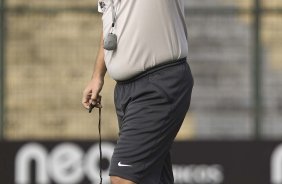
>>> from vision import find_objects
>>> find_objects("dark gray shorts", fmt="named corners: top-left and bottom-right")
top-left (109, 58), bottom-right (194, 184)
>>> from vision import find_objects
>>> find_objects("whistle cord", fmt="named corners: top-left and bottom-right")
top-left (89, 103), bottom-right (103, 184)
top-left (98, 107), bottom-right (102, 184)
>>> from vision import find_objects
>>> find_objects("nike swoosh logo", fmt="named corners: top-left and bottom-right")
top-left (118, 162), bottom-right (132, 167)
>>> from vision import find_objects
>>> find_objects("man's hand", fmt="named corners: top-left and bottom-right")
top-left (82, 77), bottom-right (104, 110)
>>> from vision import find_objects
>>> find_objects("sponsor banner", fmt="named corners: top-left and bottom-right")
top-left (0, 141), bottom-right (282, 184)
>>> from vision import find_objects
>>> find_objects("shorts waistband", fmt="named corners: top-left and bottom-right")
top-left (116, 57), bottom-right (187, 84)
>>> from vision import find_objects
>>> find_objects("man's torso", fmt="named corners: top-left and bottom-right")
top-left (99, 0), bottom-right (188, 81)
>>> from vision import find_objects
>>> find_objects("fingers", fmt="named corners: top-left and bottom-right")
top-left (88, 95), bottom-right (102, 113)
top-left (91, 95), bottom-right (103, 109)
top-left (96, 95), bottom-right (103, 108)
top-left (90, 91), bottom-right (97, 104)
top-left (82, 89), bottom-right (103, 111)
top-left (82, 90), bottom-right (91, 109)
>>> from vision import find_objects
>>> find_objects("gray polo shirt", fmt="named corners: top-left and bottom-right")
top-left (98, 0), bottom-right (188, 81)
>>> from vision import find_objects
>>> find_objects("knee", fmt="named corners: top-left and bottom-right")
top-left (110, 176), bottom-right (135, 184)
top-left (111, 176), bottom-right (122, 184)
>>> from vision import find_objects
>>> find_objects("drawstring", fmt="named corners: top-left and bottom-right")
top-left (89, 102), bottom-right (103, 184)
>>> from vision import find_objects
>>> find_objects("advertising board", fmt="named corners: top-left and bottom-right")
top-left (0, 141), bottom-right (281, 184)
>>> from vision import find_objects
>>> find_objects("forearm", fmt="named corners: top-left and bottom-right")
top-left (82, 28), bottom-right (106, 109)
top-left (92, 32), bottom-right (107, 79)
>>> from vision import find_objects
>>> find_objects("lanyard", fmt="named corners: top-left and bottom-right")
top-left (110, 0), bottom-right (116, 28)
top-left (89, 103), bottom-right (103, 184)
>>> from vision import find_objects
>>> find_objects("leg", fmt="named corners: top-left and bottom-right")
top-left (111, 176), bottom-right (136, 184)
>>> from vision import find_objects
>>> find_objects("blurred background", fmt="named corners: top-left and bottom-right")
top-left (0, 0), bottom-right (281, 141)
top-left (1, 1), bottom-right (282, 184)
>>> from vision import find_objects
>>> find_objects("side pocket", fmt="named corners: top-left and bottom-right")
top-left (148, 73), bottom-right (173, 103)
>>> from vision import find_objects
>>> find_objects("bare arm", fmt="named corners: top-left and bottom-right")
top-left (82, 32), bottom-right (106, 109)
top-left (92, 32), bottom-right (107, 79)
